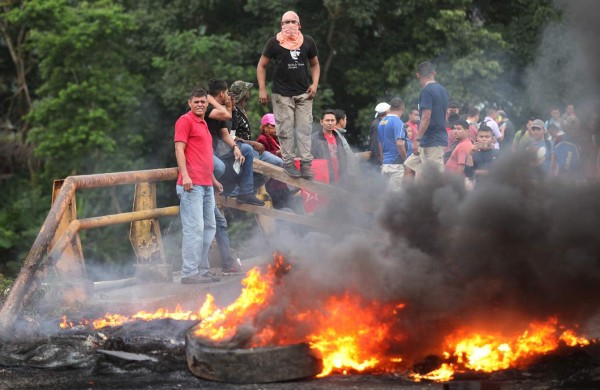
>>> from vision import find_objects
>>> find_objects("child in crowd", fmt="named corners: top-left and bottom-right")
top-left (468, 125), bottom-right (499, 182)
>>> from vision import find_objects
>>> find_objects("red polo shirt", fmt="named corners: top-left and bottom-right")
top-left (174, 111), bottom-right (214, 186)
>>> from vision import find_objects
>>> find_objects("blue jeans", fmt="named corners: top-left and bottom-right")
top-left (176, 185), bottom-right (216, 277)
top-left (212, 155), bottom-right (235, 268)
top-left (214, 205), bottom-right (235, 268)
top-left (213, 155), bottom-right (225, 179)
top-left (217, 142), bottom-right (254, 196)
top-left (253, 150), bottom-right (283, 190)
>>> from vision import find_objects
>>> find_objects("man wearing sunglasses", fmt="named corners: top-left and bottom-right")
top-left (257, 11), bottom-right (320, 180)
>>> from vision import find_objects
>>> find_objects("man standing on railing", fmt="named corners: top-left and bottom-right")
top-left (257, 10), bottom-right (320, 180)
top-left (174, 88), bottom-right (222, 284)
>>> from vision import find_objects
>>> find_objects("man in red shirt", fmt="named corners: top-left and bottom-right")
top-left (444, 119), bottom-right (473, 176)
top-left (174, 88), bottom-right (223, 284)
top-left (405, 106), bottom-right (419, 143)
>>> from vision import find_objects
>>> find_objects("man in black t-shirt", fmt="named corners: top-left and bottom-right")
top-left (206, 79), bottom-right (264, 206)
top-left (257, 10), bottom-right (320, 180)
top-left (229, 80), bottom-right (283, 191)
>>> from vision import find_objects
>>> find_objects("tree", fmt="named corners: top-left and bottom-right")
top-left (25, 0), bottom-right (143, 178)
top-left (0, 0), bottom-right (570, 279)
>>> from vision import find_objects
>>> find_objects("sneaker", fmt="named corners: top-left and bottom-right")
top-left (181, 272), bottom-right (219, 284)
top-left (236, 194), bottom-right (265, 206)
top-left (201, 271), bottom-right (221, 282)
top-left (283, 163), bottom-right (302, 178)
top-left (222, 262), bottom-right (242, 275)
top-left (300, 162), bottom-right (313, 180)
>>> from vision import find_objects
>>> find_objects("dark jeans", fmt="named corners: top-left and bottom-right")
top-left (212, 155), bottom-right (236, 268)
top-left (214, 204), bottom-right (236, 268)
top-left (216, 142), bottom-right (255, 196)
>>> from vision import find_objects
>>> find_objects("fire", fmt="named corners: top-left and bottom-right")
top-left (59, 253), bottom-right (594, 382)
top-left (411, 363), bottom-right (455, 382)
top-left (194, 265), bottom-right (274, 340)
top-left (304, 294), bottom-right (405, 376)
top-left (560, 329), bottom-right (591, 347)
top-left (59, 304), bottom-right (202, 329)
top-left (189, 253), bottom-right (407, 378)
top-left (413, 317), bottom-right (591, 381)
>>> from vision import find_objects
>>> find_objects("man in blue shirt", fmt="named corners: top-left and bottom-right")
top-left (378, 97), bottom-right (408, 191)
top-left (404, 62), bottom-right (450, 177)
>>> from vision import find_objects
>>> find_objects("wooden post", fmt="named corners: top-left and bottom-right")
top-left (129, 182), bottom-right (171, 282)
top-left (48, 180), bottom-right (91, 305)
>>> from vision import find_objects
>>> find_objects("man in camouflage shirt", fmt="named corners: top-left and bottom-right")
top-left (229, 80), bottom-right (283, 192)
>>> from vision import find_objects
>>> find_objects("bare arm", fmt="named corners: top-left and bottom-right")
top-left (413, 109), bottom-right (431, 155)
top-left (396, 139), bottom-right (407, 162)
top-left (207, 95), bottom-right (231, 121)
top-left (257, 55), bottom-right (271, 106)
top-left (212, 174), bottom-right (223, 194)
top-left (175, 142), bottom-right (192, 191)
top-left (307, 56), bottom-right (320, 99)
top-left (417, 109), bottom-right (431, 139)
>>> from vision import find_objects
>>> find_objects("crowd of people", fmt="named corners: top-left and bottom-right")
top-left (369, 63), bottom-right (593, 190)
top-left (172, 10), bottom-right (597, 285)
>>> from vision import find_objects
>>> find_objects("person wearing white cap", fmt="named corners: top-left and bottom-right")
top-left (368, 102), bottom-right (390, 166)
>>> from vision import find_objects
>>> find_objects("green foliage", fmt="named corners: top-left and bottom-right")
top-left (25, 0), bottom-right (143, 178)
top-left (0, 273), bottom-right (13, 307)
top-left (152, 31), bottom-right (251, 113)
top-left (0, 177), bottom-right (50, 276)
top-left (0, 0), bottom-right (571, 279)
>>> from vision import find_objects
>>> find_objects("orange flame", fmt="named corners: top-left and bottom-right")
top-left (560, 329), bottom-right (591, 347)
top-left (194, 265), bottom-right (274, 340)
top-left (305, 294), bottom-right (404, 376)
top-left (415, 317), bottom-right (591, 381)
top-left (411, 363), bottom-right (455, 382)
top-left (59, 253), bottom-right (593, 383)
top-left (59, 304), bottom-right (203, 329)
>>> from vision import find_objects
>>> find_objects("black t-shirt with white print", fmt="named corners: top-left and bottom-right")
top-left (262, 35), bottom-right (318, 97)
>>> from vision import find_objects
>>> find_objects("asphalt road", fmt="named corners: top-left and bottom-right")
top-left (0, 367), bottom-right (577, 390)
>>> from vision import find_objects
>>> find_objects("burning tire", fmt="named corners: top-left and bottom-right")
top-left (185, 325), bottom-right (323, 383)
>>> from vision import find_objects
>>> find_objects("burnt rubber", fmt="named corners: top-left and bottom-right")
top-left (185, 324), bottom-right (323, 383)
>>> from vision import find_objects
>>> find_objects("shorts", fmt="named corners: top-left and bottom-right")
top-left (403, 146), bottom-right (445, 175)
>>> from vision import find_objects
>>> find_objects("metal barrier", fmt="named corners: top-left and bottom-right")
top-left (0, 160), bottom-right (367, 334)
top-left (0, 168), bottom-right (178, 333)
